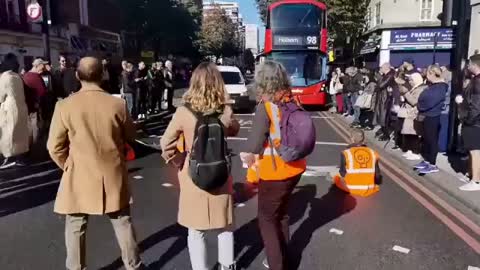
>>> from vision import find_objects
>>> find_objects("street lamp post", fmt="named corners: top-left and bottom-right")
top-left (40, 0), bottom-right (51, 61)
top-left (447, 0), bottom-right (468, 153)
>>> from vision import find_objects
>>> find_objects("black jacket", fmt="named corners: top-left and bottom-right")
top-left (121, 71), bottom-right (136, 94)
top-left (460, 74), bottom-right (480, 126)
top-left (341, 73), bottom-right (363, 93)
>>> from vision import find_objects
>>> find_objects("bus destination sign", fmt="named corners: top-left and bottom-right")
top-left (273, 35), bottom-right (319, 49)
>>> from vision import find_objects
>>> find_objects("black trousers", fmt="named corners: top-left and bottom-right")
top-left (258, 175), bottom-right (301, 270)
top-left (150, 87), bottom-right (162, 112)
top-left (165, 87), bottom-right (174, 110)
top-left (135, 87), bottom-right (148, 115)
top-left (421, 116), bottom-right (441, 165)
top-left (359, 110), bottom-right (374, 128)
top-left (404, 134), bottom-right (421, 154)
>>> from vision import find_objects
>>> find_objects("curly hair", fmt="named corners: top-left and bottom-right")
top-left (255, 61), bottom-right (291, 100)
top-left (183, 62), bottom-right (228, 114)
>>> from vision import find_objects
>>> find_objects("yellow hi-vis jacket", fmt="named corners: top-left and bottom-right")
top-left (257, 102), bottom-right (306, 181)
top-left (335, 146), bottom-right (380, 197)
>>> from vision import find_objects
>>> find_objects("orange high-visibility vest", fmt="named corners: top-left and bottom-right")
top-left (258, 102), bottom-right (306, 181)
top-left (340, 146), bottom-right (380, 197)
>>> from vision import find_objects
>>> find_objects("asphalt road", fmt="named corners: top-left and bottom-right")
top-left (1, 106), bottom-right (480, 269)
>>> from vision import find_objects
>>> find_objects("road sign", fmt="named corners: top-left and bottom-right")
top-left (27, 2), bottom-right (43, 23)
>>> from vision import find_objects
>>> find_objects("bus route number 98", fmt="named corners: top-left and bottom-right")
top-left (306, 36), bottom-right (318, 45)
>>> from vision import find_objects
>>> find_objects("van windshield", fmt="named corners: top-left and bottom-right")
top-left (221, 71), bottom-right (244, 85)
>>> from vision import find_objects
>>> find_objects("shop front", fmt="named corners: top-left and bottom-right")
top-left (387, 28), bottom-right (455, 68)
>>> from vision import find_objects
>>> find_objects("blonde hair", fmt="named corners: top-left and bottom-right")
top-left (427, 64), bottom-right (443, 80)
top-left (255, 61), bottom-right (291, 100)
top-left (183, 62), bottom-right (228, 114)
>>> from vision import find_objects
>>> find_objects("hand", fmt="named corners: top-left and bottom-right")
top-left (240, 152), bottom-right (256, 167)
top-left (455, 95), bottom-right (464, 104)
top-left (359, 91), bottom-right (364, 95)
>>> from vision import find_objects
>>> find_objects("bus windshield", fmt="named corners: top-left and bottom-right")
top-left (269, 51), bottom-right (325, 87)
top-left (271, 4), bottom-right (323, 29)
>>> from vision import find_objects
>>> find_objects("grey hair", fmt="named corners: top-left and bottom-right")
top-left (255, 60), bottom-right (291, 99)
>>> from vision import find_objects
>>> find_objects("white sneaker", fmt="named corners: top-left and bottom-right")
top-left (406, 153), bottom-right (422, 161)
top-left (459, 181), bottom-right (480, 191)
top-left (403, 151), bottom-right (413, 158)
top-left (262, 258), bottom-right (269, 269)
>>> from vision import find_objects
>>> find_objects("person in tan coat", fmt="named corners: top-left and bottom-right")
top-left (160, 62), bottom-right (239, 270)
top-left (47, 57), bottom-right (144, 270)
top-left (0, 53), bottom-right (30, 169)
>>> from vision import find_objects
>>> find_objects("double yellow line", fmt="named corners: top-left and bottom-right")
top-left (319, 111), bottom-right (480, 254)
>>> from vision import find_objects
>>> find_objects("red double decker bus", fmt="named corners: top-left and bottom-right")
top-left (264, 0), bottom-right (328, 106)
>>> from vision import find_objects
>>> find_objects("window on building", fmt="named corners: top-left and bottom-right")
top-left (420, 0), bottom-right (434, 21)
top-left (6, 0), bottom-right (20, 24)
top-left (374, 2), bottom-right (381, 26)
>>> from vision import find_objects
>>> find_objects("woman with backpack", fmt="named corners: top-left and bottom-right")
top-left (241, 61), bottom-right (309, 270)
top-left (160, 62), bottom-right (239, 270)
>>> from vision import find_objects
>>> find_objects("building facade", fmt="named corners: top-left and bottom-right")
top-left (361, 0), bottom-right (453, 69)
top-left (245, 24), bottom-right (259, 55)
top-left (0, 0), bottom-right (124, 70)
top-left (469, 0), bottom-right (480, 56)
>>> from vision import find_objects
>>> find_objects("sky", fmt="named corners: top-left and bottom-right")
top-left (203, 0), bottom-right (266, 49)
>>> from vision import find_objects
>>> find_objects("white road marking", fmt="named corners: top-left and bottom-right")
top-left (315, 141), bottom-right (349, 146)
top-left (329, 228), bottom-right (344, 235)
top-left (133, 175), bottom-right (143, 180)
top-left (311, 116), bottom-right (334, 119)
top-left (238, 119), bottom-right (253, 126)
top-left (228, 137), bottom-right (248, 141)
top-left (392, 245), bottom-right (410, 254)
top-left (149, 135), bottom-right (161, 138)
top-left (303, 166), bottom-right (339, 177)
top-left (240, 127), bottom-right (251, 129)
top-left (235, 113), bottom-right (255, 116)
top-left (162, 183), bottom-right (173, 187)
top-left (468, 266), bottom-right (480, 270)
top-left (235, 203), bottom-right (246, 208)
top-left (135, 139), bottom-right (162, 149)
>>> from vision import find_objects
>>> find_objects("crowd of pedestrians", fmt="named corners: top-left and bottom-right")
top-left (0, 52), bottom-right (183, 170)
top-left (328, 54), bottom-right (480, 191)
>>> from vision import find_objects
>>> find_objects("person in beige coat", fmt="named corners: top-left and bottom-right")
top-left (399, 72), bottom-right (427, 161)
top-left (160, 62), bottom-right (239, 270)
top-left (47, 57), bottom-right (144, 270)
top-left (0, 53), bottom-right (30, 169)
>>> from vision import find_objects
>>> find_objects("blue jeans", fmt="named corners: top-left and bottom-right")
top-left (124, 93), bottom-right (134, 117)
top-left (344, 94), bottom-right (352, 115)
top-left (351, 93), bottom-right (360, 124)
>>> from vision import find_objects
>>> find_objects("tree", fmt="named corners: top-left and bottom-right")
top-left (197, 6), bottom-right (240, 59)
top-left (119, 0), bottom-right (201, 57)
top-left (255, 0), bottom-right (370, 49)
top-left (244, 49), bottom-right (255, 71)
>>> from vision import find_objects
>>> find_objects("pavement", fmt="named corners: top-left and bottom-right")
top-left (1, 91), bottom-right (480, 269)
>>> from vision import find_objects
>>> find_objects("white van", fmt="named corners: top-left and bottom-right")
top-left (218, 65), bottom-right (250, 111)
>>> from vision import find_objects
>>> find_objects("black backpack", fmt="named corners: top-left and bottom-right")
top-left (185, 105), bottom-right (231, 191)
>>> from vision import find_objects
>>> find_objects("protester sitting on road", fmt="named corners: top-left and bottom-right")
top-left (241, 61), bottom-right (307, 270)
top-left (333, 128), bottom-right (381, 197)
top-left (398, 72), bottom-right (427, 161)
top-left (160, 62), bottom-right (240, 270)
top-left (414, 65), bottom-right (448, 175)
top-left (47, 57), bottom-right (143, 270)
top-left (457, 54), bottom-right (480, 191)
top-left (0, 53), bottom-right (30, 170)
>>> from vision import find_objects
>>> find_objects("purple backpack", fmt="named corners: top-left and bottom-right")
top-left (276, 102), bottom-right (316, 162)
